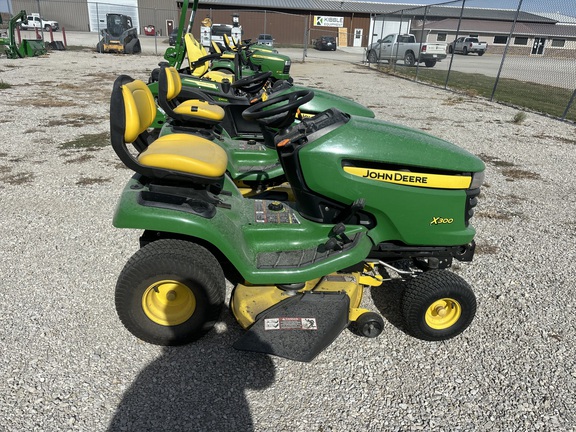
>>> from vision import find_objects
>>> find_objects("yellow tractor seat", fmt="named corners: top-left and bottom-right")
top-left (138, 133), bottom-right (227, 178)
top-left (110, 75), bottom-right (228, 186)
top-left (185, 34), bottom-right (234, 83)
top-left (173, 100), bottom-right (225, 121)
top-left (159, 66), bottom-right (225, 126)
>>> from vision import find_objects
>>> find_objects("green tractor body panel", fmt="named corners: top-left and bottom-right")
top-left (294, 115), bottom-right (485, 246)
top-left (290, 86), bottom-right (375, 118)
top-left (113, 176), bottom-right (373, 284)
top-left (211, 49), bottom-right (291, 81)
top-left (246, 51), bottom-right (291, 81)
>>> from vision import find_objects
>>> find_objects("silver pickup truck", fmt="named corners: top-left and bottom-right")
top-left (366, 33), bottom-right (447, 68)
top-left (449, 37), bottom-right (488, 56)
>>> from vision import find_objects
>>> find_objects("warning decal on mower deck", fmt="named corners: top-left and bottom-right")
top-left (264, 317), bottom-right (318, 331)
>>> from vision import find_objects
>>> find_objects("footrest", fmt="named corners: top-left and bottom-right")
top-left (233, 291), bottom-right (350, 362)
top-left (257, 233), bottom-right (362, 269)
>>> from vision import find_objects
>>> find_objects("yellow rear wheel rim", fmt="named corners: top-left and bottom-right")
top-left (142, 280), bottom-right (196, 326)
top-left (425, 298), bottom-right (461, 330)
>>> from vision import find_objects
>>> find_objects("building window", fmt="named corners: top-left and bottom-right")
top-left (514, 37), bottom-right (528, 45)
top-left (493, 35), bottom-right (508, 44)
top-left (437, 32), bottom-right (447, 41)
top-left (551, 39), bottom-right (565, 47)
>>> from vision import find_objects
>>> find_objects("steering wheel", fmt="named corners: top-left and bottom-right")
top-left (231, 71), bottom-right (272, 94)
top-left (242, 90), bottom-right (314, 122)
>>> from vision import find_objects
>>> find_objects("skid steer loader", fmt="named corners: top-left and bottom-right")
top-left (96, 13), bottom-right (140, 54)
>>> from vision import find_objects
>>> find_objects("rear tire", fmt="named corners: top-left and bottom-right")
top-left (424, 60), bottom-right (437, 68)
top-left (402, 270), bottom-right (476, 341)
top-left (463, 46), bottom-right (468, 55)
top-left (115, 239), bottom-right (225, 346)
top-left (404, 51), bottom-right (416, 67)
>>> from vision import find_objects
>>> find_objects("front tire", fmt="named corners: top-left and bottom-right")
top-left (402, 270), bottom-right (476, 341)
top-left (463, 46), bottom-right (468, 55)
top-left (404, 51), bottom-right (416, 67)
top-left (115, 239), bottom-right (225, 346)
top-left (355, 312), bottom-right (384, 338)
top-left (367, 50), bottom-right (378, 63)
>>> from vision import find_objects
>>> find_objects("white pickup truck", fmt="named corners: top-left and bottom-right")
top-left (366, 33), bottom-right (447, 68)
top-left (18, 13), bottom-right (59, 32)
top-left (449, 37), bottom-right (488, 56)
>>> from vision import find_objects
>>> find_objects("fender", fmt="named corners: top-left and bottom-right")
top-left (113, 175), bottom-right (373, 284)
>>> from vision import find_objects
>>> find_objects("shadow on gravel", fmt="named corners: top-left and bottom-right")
top-left (107, 310), bottom-right (275, 432)
top-left (369, 280), bottom-right (408, 335)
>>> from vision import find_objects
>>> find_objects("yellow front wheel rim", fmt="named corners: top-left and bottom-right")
top-left (425, 298), bottom-right (461, 330)
top-left (142, 280), bottom-right (196, 326)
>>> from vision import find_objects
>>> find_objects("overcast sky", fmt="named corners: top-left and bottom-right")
top-left (1, 0), bottom-right (574, 16)
top-left (360, 0), bottom-right (575, 15)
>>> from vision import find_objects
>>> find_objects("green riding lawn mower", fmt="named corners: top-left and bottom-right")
top-left (147, 0), bottom-right (373, 134)
top-left (163, 1), bottom-right (291, 83)
top-left (109, 66), bottom-right (485, 361)
top-left (152, 63), bottom-right (373, 183)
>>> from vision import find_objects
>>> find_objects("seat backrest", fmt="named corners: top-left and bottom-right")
top-left (223, 34), bottom-right (238, 51)
top-left (211, 40), bottom-right (222, 54)
top-left (110, 75), bottom-right (156, 174)
top-left (185, 33), bottom-right (209, 77)
top-left (162, 66), bottom-right (182, 102)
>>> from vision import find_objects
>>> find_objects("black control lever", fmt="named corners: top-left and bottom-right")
top-left (335, 198), bottom-right (365, 224)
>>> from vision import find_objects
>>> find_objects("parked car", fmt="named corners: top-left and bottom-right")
top-left (315, 36), bottom-right (336, 51)
top-left (169, 27), bottom-right (179, 46)
top-left (449, 37), bottom-right (488, 56)
top-left (366, 33), bottom-right (447, 67)
top-left (257, 33), bottom-right (274, 48)
top-left (18, 13), bottom-right (59, 32)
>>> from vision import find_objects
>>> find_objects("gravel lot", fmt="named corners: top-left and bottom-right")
top-left (1, 47), bottom-right (575, 432)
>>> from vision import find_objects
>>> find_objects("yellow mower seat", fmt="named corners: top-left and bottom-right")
top-left (162, 66), bottom-right (225, 124)
top-left (211, 41), bottom-right (235, 60)
top-left (185, 34), bottom-right (234, 83)
top-left (110, 75), bottom-right (227, 184)
top-left (138, 133), bottom-right (227, 178)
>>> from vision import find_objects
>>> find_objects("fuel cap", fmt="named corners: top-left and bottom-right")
top-left (268, 201), bottom-right (284, 211)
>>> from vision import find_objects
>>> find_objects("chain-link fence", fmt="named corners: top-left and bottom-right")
top-left (366, 0), bottom-right (576, 122)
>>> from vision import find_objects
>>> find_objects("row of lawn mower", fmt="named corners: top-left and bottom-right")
top-left (108, 0), bottom-right (485, 362)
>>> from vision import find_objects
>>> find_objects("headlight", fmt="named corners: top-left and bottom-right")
top-left (469, 170), bottom-right (485, 189)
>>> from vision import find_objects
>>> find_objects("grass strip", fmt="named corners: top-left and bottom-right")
top-left (378, 65), bottom-right (576, 122)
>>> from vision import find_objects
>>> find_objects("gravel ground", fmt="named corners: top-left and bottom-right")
top-left (1, 48), bottom-right (575, 432)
